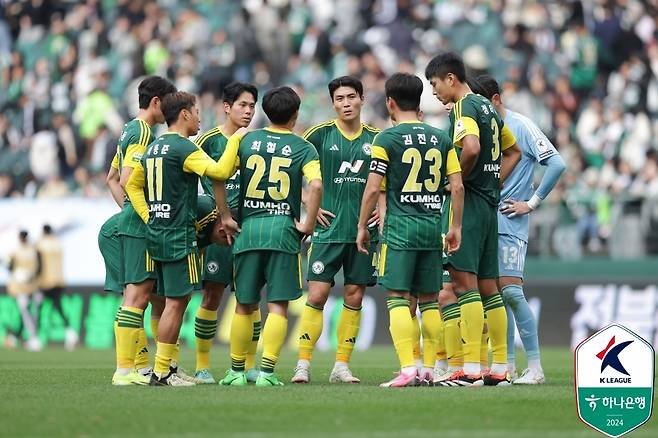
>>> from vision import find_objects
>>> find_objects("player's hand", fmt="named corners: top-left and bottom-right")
top-left (316, 208), bottom-right (335, 227)
top-left (500, 199), bottom-right (533, 218)
top-left (356, 226), bottom-right (370, 254)
top-left (444, 183), bottom-right (452, 193)
top-left (367, 208), bottom-right (380, 228)
top-left (218, 216), bottom-right (240, 245)
top-left (295, 219), bottom-right (313, 240)
top-left (444, 226), bottom-right (461, 256)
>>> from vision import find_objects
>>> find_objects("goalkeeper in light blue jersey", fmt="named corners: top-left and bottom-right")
top-left (470, 75), bottom-right (566, 385)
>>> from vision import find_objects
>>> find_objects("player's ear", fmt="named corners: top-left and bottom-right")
top-left (223, 102), bottom-right (231, 114)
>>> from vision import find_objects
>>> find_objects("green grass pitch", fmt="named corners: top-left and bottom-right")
top-left (1, 346), bottom-right (655, 437)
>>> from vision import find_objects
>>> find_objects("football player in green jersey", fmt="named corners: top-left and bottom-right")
top-left (192, 82), bottom-right (259, 384)
top-left (425, 52), bottom-right (521, 386)
top-left (126, 91), bottom-right (240, 386)
top-left (105, 76), bottom-right (177, 386)
top-left (292, 76), bottom-right (381, 384)
top-left (219, 87), bottom-right (323, 387)
top-left (356, 73), bottom-right (464, 387)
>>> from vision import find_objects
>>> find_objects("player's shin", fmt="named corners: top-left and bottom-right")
top-left (502, 284), bottom-right (541, 370)
top-left (245, 308), bottom-right (261, 370)
top-left (230, 312), bottom-right (254, 372)
top-left (134, 327), bottom-right (150, 371)
top-left (387, 296), bottom-right (415, 373)
top-left (441, 303), bottom-right (463, 370)
top-left (297, 302), bottom-right (323, 362)
top-left (260, 312), bottom-right (288, 374)
top-left (115, 306), bottom-right (143, 373)
top-left (195, 307), bottom-right (218, 371)
top-left (419, 300), bottom-right (441, 374)
top-left (457, 290), bottom-right (484, 375)
top-left (482, 293), bottom-right (507, 375)
top-left (335, 303), bottom-right (361, 364)
top-left (480, 316), bottom-right (489, 370)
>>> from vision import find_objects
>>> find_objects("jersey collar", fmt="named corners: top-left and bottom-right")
top-left (265, 127), bottom-right (292, 134)
top-left (334, 119), bottom-right (363, 141)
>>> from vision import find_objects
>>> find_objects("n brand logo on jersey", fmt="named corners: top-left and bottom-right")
top-left (338, 160), bottom-right (364, 174)
top-left (330, 144), bottom-right (339, 151)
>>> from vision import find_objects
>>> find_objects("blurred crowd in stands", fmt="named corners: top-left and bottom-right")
top-left (1, 0), bottom-right (658, 257)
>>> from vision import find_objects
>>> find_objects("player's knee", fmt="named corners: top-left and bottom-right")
top-left (307, 287), bottom-right (330, 308)
top-left (438, 288), bottom-right (457, 307)
top-left (501, 284), bottom-right (525, 309)
top-left (343, 286), bottom-right (364, 308)
top-left (201, 283), bottom-right (224, 310)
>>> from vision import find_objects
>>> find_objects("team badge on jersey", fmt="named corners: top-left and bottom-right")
top-left (362, 143), bottom-right (372, 155)
top-left (311, 261), bottom-right (325, 274)
top-left (207, 261), bottom-right (219, 274)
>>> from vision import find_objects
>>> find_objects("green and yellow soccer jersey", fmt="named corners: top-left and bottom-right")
top-left (140, 133), bottom-right (213, 262)
top-left (115, 119), bottom-right (155, 237)
top-left (449, 93), bottom-right (516, 206)
top-left (196, 127), bottom-right (240, 209)
top-left (195, 194), bottom-right (218, 250)
top-left (231, 128), bottom-right (321, 255)
top-left (370, 121), bottom-right (460, 250)
top-left (304, 120), bottom-right (379, 243)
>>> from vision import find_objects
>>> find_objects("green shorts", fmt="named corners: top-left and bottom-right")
top-left (155, 250), bottom-right (202, 297)
top-left (233, 250), bottom-right (302, 304)
top-left (378, 244), bottom-right (442, 293)
top-left (119, 235), bottom-right (156, 285)
top-left (444, 191), bottom-right (499, 279)
top-left (307, 242), bottom-right (378, 286)
top-left (202, 243), bottom-right (233, 286)
top-left (98, 231), bottom-right (122, 294)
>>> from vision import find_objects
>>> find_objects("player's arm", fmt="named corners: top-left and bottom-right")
top-left (106, 155), bottom-right (124, 208)
top-left (357, 143), bottom-right (387, 254)
top-left (501, 129), bottom-right (565, 217)
top-left (125, 162), bottom-right (149, 223)
top-left (212, 180), bottom-right (240, 244)
top-left (298, 160), bottom-right (323, 236)
top-left (453, 113), bottom-right (480, 178)
top-left (444, 148), bottom-right (463, 255)
top-left (183, 129), bottom-right (246, 180)
top-left (499, 124), bottom-right (521, 185)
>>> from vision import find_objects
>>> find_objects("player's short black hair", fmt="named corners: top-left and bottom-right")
top-left (262, 86), bottom-right (301, 125)
top-left (43, 224), bottom-right (53, 235)
top-left (223, 82), bottom-right (258, 106)
top-left (161, 91), bottom-right (196, 126)
top-left (384, 73), bottom-right (423, 112)
top-left (473, 74), bottom-right (501, 100)
top-left (425, 52), bottom-right (466, 82)
top-left (328, 76), bottom-right (364, 101)
top-left (138, 76), bottom-right (177, 109)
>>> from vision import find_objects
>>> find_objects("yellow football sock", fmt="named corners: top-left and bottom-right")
top-left (150, 318), bottom-right (159, 343)
top-left (442, 303), bottom-right (463, 368)
top-left (261, 313), bottom-right (288, 373)
top-left (116, 306), bottom-right (143, 370)
top-left (245, 308), bottom-right (261, 370)
top-left (483, 294), bottom-right (507, 365)
top-left (113, 311), bottom-right (120, 369)
top-left (230, 312), bottom-right (254, 372)
top-left (436, 308), bottom-right (447, 362)
top-left (297, 303), bottom-right (323, 361)
top-left (411, 314), bottom-right (421, 361)
top-left (480, 317), bottom-right (489, 368)
top-left (154, 342), bottom-right (176, 376)
top-left (195, 307), bottom-right (218, 372)
top-left (171, 340), bottom-right (180, 365)
top-left (335, 303), bottom-right (361, 363)
top-left (418, 301), bottom-right (441, 368)
top-left (387, 297), bottom-right (414, 368)
top-left (134, 328), bottom-right (149, 370)
top-left (458, 290), bottom-right (484, 366)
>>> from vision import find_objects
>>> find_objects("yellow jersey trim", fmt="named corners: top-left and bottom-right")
top-left (303, 121), bottom-right (334, 140)
top-left (445, 148), bottom-right (461, 176)
top-left (334, 119), bottom-right (363, 141)
top-left (501, 124), bottom-right (516, 150)
top-left (371, 145), bottom-right (389, 161)
top-left (302, 160), bottom-right (321, 182)
top-left (264, 127), bottom-right (292, 134)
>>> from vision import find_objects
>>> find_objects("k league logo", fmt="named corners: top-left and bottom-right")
top-left (575, 324), bottom-right (655, 437)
